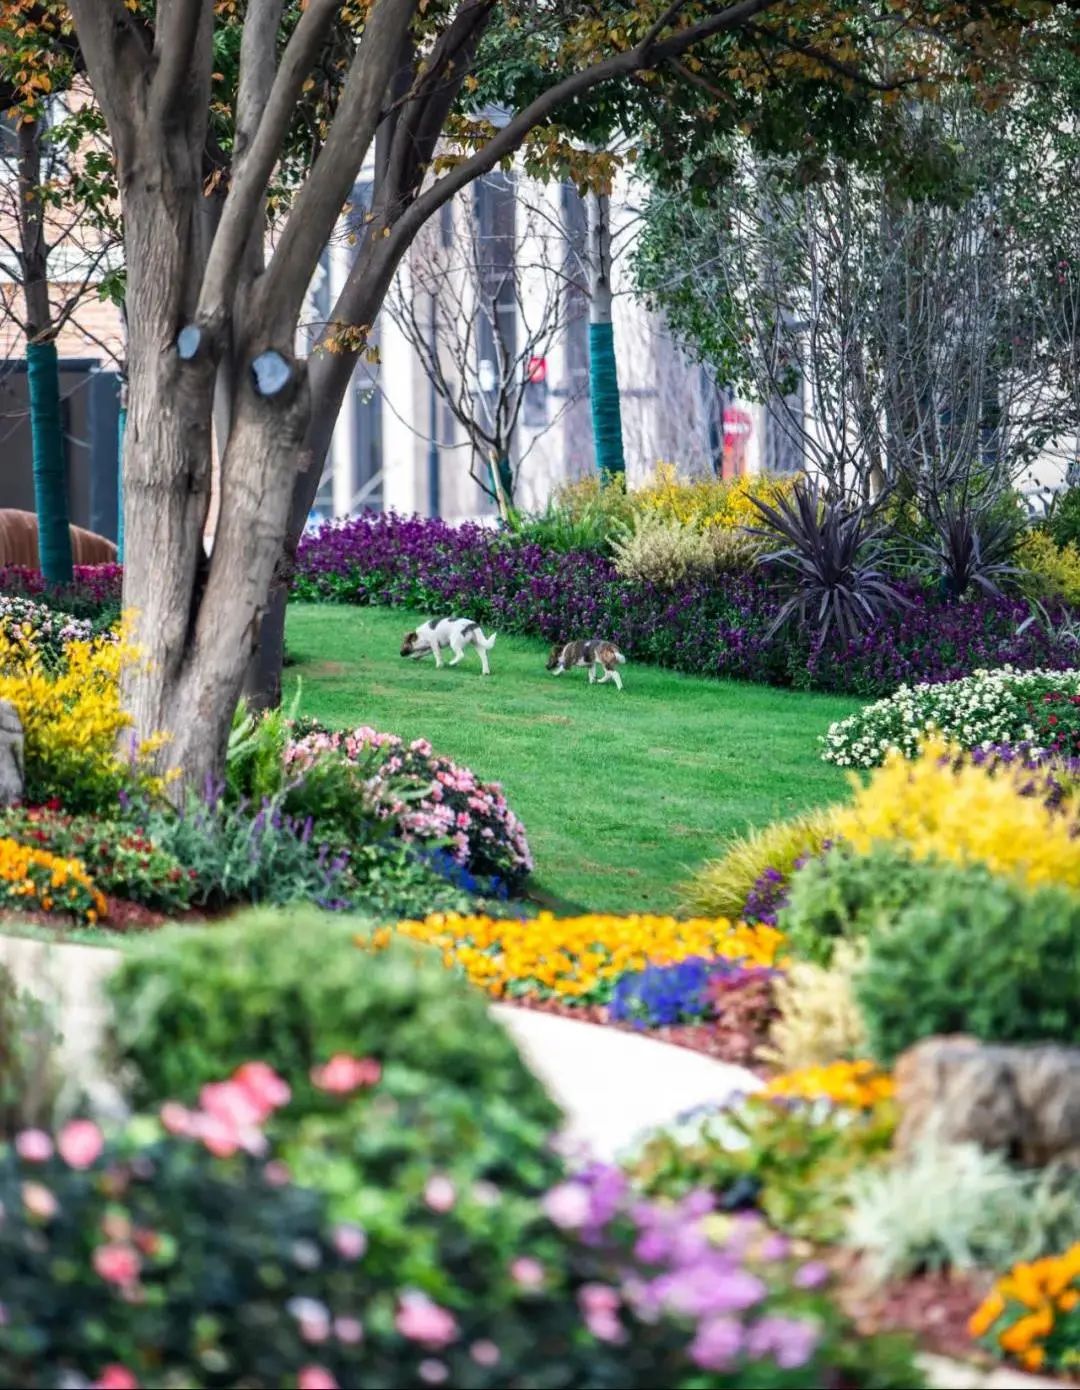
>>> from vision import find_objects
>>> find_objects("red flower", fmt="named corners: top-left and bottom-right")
top-left (45, 798), bottom-right (62, 812)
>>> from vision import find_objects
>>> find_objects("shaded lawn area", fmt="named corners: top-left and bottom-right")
top-left (286, 603), bottom-right (862, 913)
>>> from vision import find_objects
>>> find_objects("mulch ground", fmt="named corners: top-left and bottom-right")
top-left (833, 1253), bottom-right (993, 1363)
top-left (501, 994), bottom-right (774, 1076)
top-left (0, 898), bottom-right (223, 935)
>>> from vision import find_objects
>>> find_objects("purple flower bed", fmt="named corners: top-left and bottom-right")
top-left (293, 514), bottom-right (1076, 697)
top-left (0, 563), bottom-right (123, 624)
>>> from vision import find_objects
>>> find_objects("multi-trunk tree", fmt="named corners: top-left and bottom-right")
top-left (58, 0), bottom-right (1055, 790)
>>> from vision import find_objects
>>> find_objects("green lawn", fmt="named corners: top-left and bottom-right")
top-left (286, 604), bottom-right (862, 913)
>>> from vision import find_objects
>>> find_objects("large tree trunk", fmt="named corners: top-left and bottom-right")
top-left (119, 135), bottom-right (218, 785)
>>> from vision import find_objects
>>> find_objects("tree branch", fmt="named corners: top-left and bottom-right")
top-left (152, 0), bottom-right (212, 124)
top-left (66, 0), bottom-right (152, 167)
top-left (256, 0), bottom-right (420, 339)
top-left (379, 0), bottom-right (781, 273)
top-left (197, 0), bottom-right (346, 327)
top-left (235, 0), bottom-right (287, 174)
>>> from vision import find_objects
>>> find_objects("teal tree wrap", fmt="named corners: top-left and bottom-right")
top-left (588, 320), bottom-right (625, 477)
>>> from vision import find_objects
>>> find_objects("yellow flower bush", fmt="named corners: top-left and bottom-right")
top-left (0, 836), bottom-right (105, 923)
top-left (762, 1059), bottom-right (894, 1110)
top-left (0, 619), bottom-right (168, 813)
top-left (1017, 529), bottom-right (1080, 607)
top-left (970, 1243), bottom-right (1080, 1373)
top-left (833, 738), bottom-right (1080, 893)
top-left (364, 912), bottom-right (785, 1004)
top-left (634, 463), bottom-right (797, 533)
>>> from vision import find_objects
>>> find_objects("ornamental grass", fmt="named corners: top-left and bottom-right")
top-left (364, 912), bottom-right (785, 1005)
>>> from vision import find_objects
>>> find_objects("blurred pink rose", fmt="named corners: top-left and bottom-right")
top-left (192, 1112), bottom-right (241, 1159)
top-left (332, 1223), bottom-right (367, 1260)
top-left (15, 1129), bottom-right (53, 1163)
top-left (394, 1292), bottom-right (459, 1348)
top-left (199, 1080), bottom-right (265, 1130)
top-left (470, 1340), bottom-right (500, 1367)
top-left (93, 1242), bottom-right (141, 1288)
top-left (510, 1256), bottom-right (545, 1289)
top-left (263, 1159), bottom-right (292, 1187)
top-left (57, 1119), bottom-right (104, 1170)
top-left (94, 1366), bottom-right (139, 1390)
top-left (310, 1055), bottom-right (381, 1094)
top-left (542, 1182), bottom-right (591, 1230)
top-left (21, 1181), bottom-right (58, 1221)
top-left (418, 1361), bottom-right (448, 1385)
top-left (423, 1176), bottom-right (456, 1213)
top-left (233, 1061), bottom-right (291, 1114)
top-left (159, 1102), bottom-right (192, 1136)
top-left (334, 1316), bottom-right (364, 1345)
top-left (297, 1368), bottom-right (339, 1390)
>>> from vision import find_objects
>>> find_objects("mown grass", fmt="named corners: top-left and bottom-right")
top-left (286, 603), bottom-right (861, 913)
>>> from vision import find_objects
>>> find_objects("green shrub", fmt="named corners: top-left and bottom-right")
top-left (680, 809), bottom-right (835, 919)
top-left (779, 846), bottom-right (949, 964)
top-left (1047, 485), bottom-right (1080, 550)
top-left (0, 966), bottom-right (60, 1137)
top-left (855, 871), bottom-right (1080, 1064)
top-left (612, 513), bottom-right (716, 588)
top-left (105, 907), bottom-right (559, 1128)
top-left (1016, 528), bottom-right (1080, 606)
top-left (138, 792), bottom-right (360, 910)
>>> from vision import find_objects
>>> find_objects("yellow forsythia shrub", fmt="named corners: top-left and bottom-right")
top-left (0, 836), bottom-right (105, 922)
top-left (833, 738), bottom-right (1080, 892)
top-left (363, 912), bottom-right (785, 1004)
top-left (1017, 529), bottom-right (1080, 607)
top-left (0, 621), bottom-right (167, 814)
top-left (633, 463), bottom-right (798, 532)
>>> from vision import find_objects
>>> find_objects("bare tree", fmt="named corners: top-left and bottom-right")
top-left (384, 177), bottom-right (587, 512)
top-left (639, 99), bottom-right (1080, 512)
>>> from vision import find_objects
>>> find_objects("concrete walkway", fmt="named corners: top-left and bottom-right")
top-left (494, 1004), bottom-right (759, 1159)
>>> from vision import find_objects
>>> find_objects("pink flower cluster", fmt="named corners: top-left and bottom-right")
top-left (159, 1060), bottom-right (292, 1158)
top-left (286, 725), bottom-right (533, 880)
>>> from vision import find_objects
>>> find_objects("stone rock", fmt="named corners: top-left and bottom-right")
top-left (0, 699), bottom-right (23, 806)
top-left (895, 1035), bottom-right (1080, 1168)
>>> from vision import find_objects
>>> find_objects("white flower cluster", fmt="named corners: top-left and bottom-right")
top-left (820, 666), bottom-right (1080, 768)
top-left (0, 595), bottom-right (97, 649)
